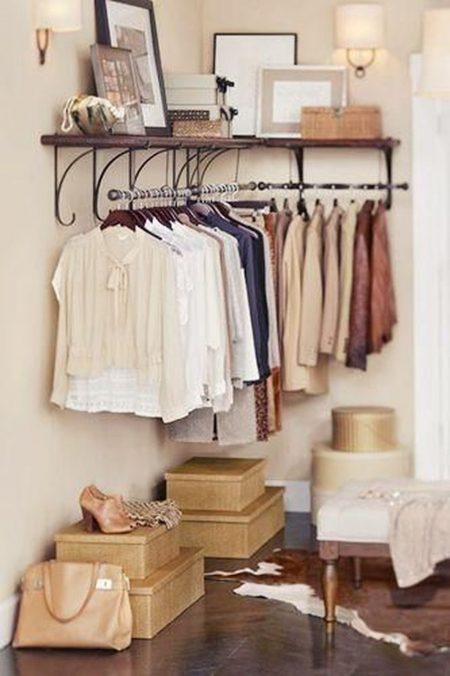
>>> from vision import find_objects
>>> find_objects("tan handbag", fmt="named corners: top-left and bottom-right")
top-left (13, 560), bottom-right (132, 651)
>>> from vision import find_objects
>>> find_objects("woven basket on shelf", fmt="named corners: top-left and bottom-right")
top-left (301, 106), bottom-right (382, 139)
top-left (172, 119), bottom-right (231, 138)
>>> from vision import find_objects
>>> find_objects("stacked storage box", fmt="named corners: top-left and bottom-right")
top-left (165, 458), bottom-right (285, 558)
top-left (54, 522), bottom-right (204, 639)
top-left (311, 407), bottom-right (410, 524)
top-left (165, 74), bottom-right (237, 137)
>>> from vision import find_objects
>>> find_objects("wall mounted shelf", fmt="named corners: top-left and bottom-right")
top-left (40, 134), bottom-right (403, 225)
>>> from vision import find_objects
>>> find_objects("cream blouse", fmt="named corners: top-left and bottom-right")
top-left (51, 226), bottom-right (188, 423)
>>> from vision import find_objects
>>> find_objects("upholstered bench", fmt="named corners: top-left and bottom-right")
top-left (317, 480), bottom-right (402, 625)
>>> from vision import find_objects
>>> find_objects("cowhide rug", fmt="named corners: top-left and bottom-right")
top-left (206, 549), bottom-right (450, 657)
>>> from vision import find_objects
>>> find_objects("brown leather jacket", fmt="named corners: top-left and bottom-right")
top-left (347, 200), bottom-right (374, 371)
top-left (369, 202), bottom-right (397, 353)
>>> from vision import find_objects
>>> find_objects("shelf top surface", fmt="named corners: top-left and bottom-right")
top-left (41, 133), bottom-right (400, 151)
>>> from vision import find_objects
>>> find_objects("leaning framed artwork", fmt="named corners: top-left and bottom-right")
top-left (95, 0), bottom-right (170, 135)
top-left (256, 65), bottom-right (348, 138)
top-left (91, 44), bottom-right (146, 135)
top-left (214, 33), bottom-right (298, 136)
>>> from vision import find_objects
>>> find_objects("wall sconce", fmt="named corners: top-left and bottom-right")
top-left (335, 3), bottom-right (385, 78)
top-left (33, 0), bottom-right (82, 65)
top-left (418, 9), bottom-right (450, 99)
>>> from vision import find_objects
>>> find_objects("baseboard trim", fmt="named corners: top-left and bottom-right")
top-left (266, 480), bottom-right (310, 513)
top-left (0, 594), bottom-right (18, 650)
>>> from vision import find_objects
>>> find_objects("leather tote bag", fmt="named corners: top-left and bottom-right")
top-left (13, 560), bottom-right (132, 651)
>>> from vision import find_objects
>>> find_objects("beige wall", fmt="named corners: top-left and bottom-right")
top-left (0, 0), bottom-right (203, 604)
top-left (0, 0), bottom-right (438, 603)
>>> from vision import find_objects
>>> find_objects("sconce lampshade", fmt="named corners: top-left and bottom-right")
top-left (418, 9), bottom-right (450, 99)
top-left (335, 4), bottom-right (385, 50)
top-left (33, 0), bottom-right (82, 32)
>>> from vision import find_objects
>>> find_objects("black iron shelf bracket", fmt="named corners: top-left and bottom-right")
top-left (50, 138), bottom-right (404, 225)
top-left (54, 146), bottom-right (94, 226)
top-left (292, 145), bottom-right (397, 209)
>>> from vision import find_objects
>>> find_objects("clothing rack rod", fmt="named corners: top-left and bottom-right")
top-left (107, 182), bottom-right (258, 202)
top-left (257, 181), bottom-right (410, 191)
top-left (108, 179), bottom-right (409, 204)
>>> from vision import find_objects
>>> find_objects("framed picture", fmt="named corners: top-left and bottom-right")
top-left (95, 0), bottom-right (170, 136)
top-left (256, 66), bottom-right (348, 138)
top-left (214, 33), bottom-right (297, 137)
top-left (91, 44), bottom-right (146, 135)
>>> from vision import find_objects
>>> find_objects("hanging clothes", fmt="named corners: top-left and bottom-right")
top-left (347, 200), bottom-right (375, 371)
top-left (299, 204), bottom-right (325, 367)
top-left (369, 201), bottom-right (397, 353)
top-left (52, 226), bottom-right (189, 423)
top-left (274, 208), bottom-right (293, 344)
top-left (165, 205), bottom-right (275, 444)
top-left (320, 205), bottom-right (343, 355)
top-left (51, 189), bottom-right (398, 444)
top-left (168, 385), bottom-right (257, 446)
top-left (335, 201), bottom-right (359, 362)
top-left (261, 212), bottom-right (282, 432)
top-left (202, 210), bottom-right (271, 381)
top-left (281, 213), bottom-right (329, 394)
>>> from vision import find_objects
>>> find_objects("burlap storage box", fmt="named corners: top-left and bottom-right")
top-left (129, 548), bottom-right (204, 639)
top-left (301, 106), bottom-right (382, 139)
top-left (166, 457), bottom-right (266, 512)
top-left (178, 487), bottom-right (285, 559)
top-left (55, 523), bottom-right (180, 580)
top-left (332, 406), bottom-right (396, 452)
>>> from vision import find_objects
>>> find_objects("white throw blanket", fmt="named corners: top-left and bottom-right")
top-left (360, 481), bottom-right (450, 587)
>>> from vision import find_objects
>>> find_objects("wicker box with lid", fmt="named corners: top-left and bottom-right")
top-left (332, 406), bottom-right (396, 452)
top-left (55, 522), bottom-right (180, 580)
top-left (129, 548), bottom-right (204, 639)
top-left (179, 487), bottom-right (285, 558)
top-left (301, 106), bottom-right (382, 139)
top-left (165, 457), bottom-right (266, 512)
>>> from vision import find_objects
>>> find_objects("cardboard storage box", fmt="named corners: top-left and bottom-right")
top-left (166, 457), bottom-right (266, 512)
top-left (129, 548), bottom-right (204, 639)
top-left (179, 487), bottom-right (285, 559)
top-left (55, 522), bottom-right (180, 580)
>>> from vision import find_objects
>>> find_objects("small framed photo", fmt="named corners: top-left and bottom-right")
top-left (214, 33), bottom-right (297, 137)
top-left (95, 0), bottom-right (170, 136)
top-left (256, 65), bottom-right (348, 138)
top-left (91, 44), bottom-right (145, 135)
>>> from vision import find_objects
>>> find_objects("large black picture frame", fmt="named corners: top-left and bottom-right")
top-left (95, 0), bottom-right (170, 136)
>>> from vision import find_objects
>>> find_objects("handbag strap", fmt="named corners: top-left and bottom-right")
top-left (61, 96), bottom-right (78, 133)
top-left (42, 561), bottom-right (101, 624)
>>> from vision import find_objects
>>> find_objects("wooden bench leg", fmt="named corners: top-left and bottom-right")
top-left (353, 557), bottom-right (362, 589)
top-left (322, 559), bottom-right (338, 624)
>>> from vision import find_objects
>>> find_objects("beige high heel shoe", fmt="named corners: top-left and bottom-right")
top-left (79, 485), bottom-right (135, 534)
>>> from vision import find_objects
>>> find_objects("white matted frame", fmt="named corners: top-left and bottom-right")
top-left (411, 54), bottom-right (450, 480)
top-left (213, 33), bottom-right (297, 137)
top-left (257, 65), bottom-right (347, 138)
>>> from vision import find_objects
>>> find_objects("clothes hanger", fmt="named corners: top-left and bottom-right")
top-left (100, 208), bottom-right (137, 231)
top-left (269, 197), bottom-right (278, 213)
top-left (192, 186), bottom-right (214, 217)
top-left (297, 196), bottom-right (309, 220)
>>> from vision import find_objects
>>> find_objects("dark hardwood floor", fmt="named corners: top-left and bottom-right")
top-left (1, 514), bottom-right (448, 676)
